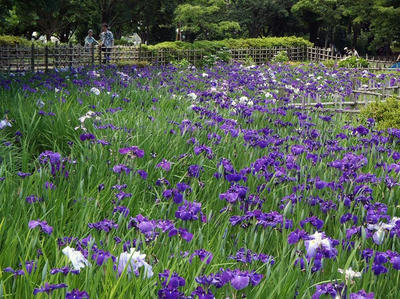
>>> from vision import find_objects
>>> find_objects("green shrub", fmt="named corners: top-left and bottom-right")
top-left (338, 56), bottom-right (369, 68)
top-left (133, 37), bottom-right (311, 66)
top-left (199, 48), bottom-right (232, 67)
top-left (242, 55), bottom-right (255, 66)
top-left (171, 58), bottom-right (190, 68)
top-left (0, 35), bottom-right (30, 46)
top-left (114, 39), bottom-right (131, 46)
top-left (271, 51), bottom-right (289, 63)
top-left (360, 97), bottom-right (400, 130)
top-left (321, 59), bottom-right (337, 68)
top-left (115, 60), bottom-right (150, 68)
top-left (145, 36), bottom-right (312, 52)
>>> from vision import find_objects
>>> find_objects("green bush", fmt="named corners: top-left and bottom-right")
top-left (115, 60), bottom-right (150, 68)
top-left (360, 97), bottom-right (400, 130)
top-left (338, 56), bottom-right (369, 68)
top-left (139, 37), bottom-right (311, 66)
top-left (271, 51), bottom-right (289, 63)
top-left (171, 58), bottom-right (190, 68)
top-left (114, 39), bottom-right (131, 46)
top-left (145, 36), bottom-right (312, 52)
top-left (321, 59), bottom-right (337, 68)
top-left (0, 35), bottom-right (30, 46)
top-left (242, 55), bottom-right (255, 66)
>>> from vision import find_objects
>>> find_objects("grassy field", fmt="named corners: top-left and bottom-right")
top-left (0, 63), bottom-right (400, 298)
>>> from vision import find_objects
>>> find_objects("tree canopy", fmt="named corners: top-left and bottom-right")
top-left (0, 0), bottom-right (399, 54)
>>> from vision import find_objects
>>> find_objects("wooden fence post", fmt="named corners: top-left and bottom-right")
top-left (31, 43), bottom-right (35, 72)
top-left (55, 42), bottom-right (60, 69)
top-left (99, 45), bottom-right (102, 65)
top-left (45, 45), bottom-right (49, 72)
top-left (91, 44), bottom-right (95, 65)
top-left (68, 42), bottom-right (73, 69)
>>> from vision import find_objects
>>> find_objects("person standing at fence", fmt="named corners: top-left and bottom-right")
top-left (84, 29), bottom-right (98, 48)
top-left (352, 48), bottom-right (360, 58)
top-left (99, 23), bottom-right (114, 64)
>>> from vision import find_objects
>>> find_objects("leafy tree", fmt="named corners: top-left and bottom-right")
top-left (11, 0), bottom-right (94, 42)
top-left (230, 0), bottom-right (297, 38)
top-left (292, 0), bottom-right (343, 46)
top-left (175, 0), bottom-right (240, 41)
top-left (0, 0), bottom-right (13, 34)
top-left (340, 0), bottom-right (373, 49)
top-left (369, 0), bottom-right (400, 53)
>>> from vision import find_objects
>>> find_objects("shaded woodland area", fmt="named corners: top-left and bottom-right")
top-left (0, 0), bottom-right (399, 55)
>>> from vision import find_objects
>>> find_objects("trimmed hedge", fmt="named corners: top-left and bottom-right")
top-left (0, 35), bottom-right (30, 46)
top-left (142, 36), bottom-right (313, 52)
top-left (0, 35), bottom-right (69, 48)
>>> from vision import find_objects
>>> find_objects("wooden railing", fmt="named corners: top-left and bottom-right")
top-left (0, 43), bottom-right (398, 71)
top-left (287, 80), bottom-right (400, 113)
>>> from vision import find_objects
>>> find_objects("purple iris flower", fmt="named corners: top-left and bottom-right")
top-left (115, 191), bottom-right (132, 201)
top-left (44, 181), bottom-right (56, 190)
top-left (196, 268), bottom-right (263, 290)
top-left (138, 221), bottom-right (155, 233)
top-left (28, 220), bottom-right (53, 235)
top-left (291, 145), bottom-right (306, 155)
top-left (175, 200), bottom-right (205, 222)
top-left (50, 266), bottom-right (80, 275)
top-left (194, 145), bottom-right (214, 159)
top-left (17, 171), bottom-right (32, 178)
top-left (112, 164), bottom-right (131, 174)
top-left (3, 267), bottom-right (25, 276)
top-left (26, 195), bottom-right (44, 204)
top-left (156, 159), bottom-right (171, 172)
top-left (189, 249), bottom-right (213, 264)
top-left (168, 227), bottom-right (193, 242)
top-left (118, 146), bottom-right (144, 158)
top-left (80, 133), bottom-right (95, 141)
top-left (113, 206), bottom-right (130, 217)
top-left (88, 219), bottom-right (118, 232)
top-left (33, 283), bottom-right (67, 295)
top-left (300, 216), bottom-right (324, 230)
top-left (158, 270), bottom-right (186, 299)
top-left (350, 290), bottom-right (374, 299)
top-left (137, 169), bottom-right (148, 179)
top-left (311, 282), bottom-right (344, 299)
top-left (191, 287), bottom-right (214, 299)
top-left (65, 289), bottom-right (90, 299)
top-left (229, 248), bottom-right (275, 265)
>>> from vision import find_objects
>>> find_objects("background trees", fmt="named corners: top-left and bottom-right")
top-left (0, 0), bottom-right (399, 54)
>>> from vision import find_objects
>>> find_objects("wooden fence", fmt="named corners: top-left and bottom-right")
top-left (287, 79), bottom-right (400, 113)
top-left (0, 43), bottom-right (398, 72)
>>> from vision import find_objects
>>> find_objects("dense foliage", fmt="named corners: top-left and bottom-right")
top-left (361, 97), bottom-right (400, 130)
top-left (0, 0), bottom-right (399, 54)
top-left (338, 56), bottom-right (369, 68)
top-left (1, 63), bottom-right (400, 298)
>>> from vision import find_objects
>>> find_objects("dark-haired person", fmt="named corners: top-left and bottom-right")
top-left (99, 23), bottom-right (114, 64)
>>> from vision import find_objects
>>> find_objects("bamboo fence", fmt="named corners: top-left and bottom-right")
top-left (0, 43), bottom-right (398, 72)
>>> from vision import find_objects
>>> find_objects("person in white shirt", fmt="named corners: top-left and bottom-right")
top-left (99, 23), bottom-right (114, 63)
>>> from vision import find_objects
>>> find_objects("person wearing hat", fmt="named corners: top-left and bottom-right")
top-left (99, 23), bottom-right (114, 63)
top-left (84, 29), bottom-right (98, 47)
top-left (344, 47), bottom-right (352, 57)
